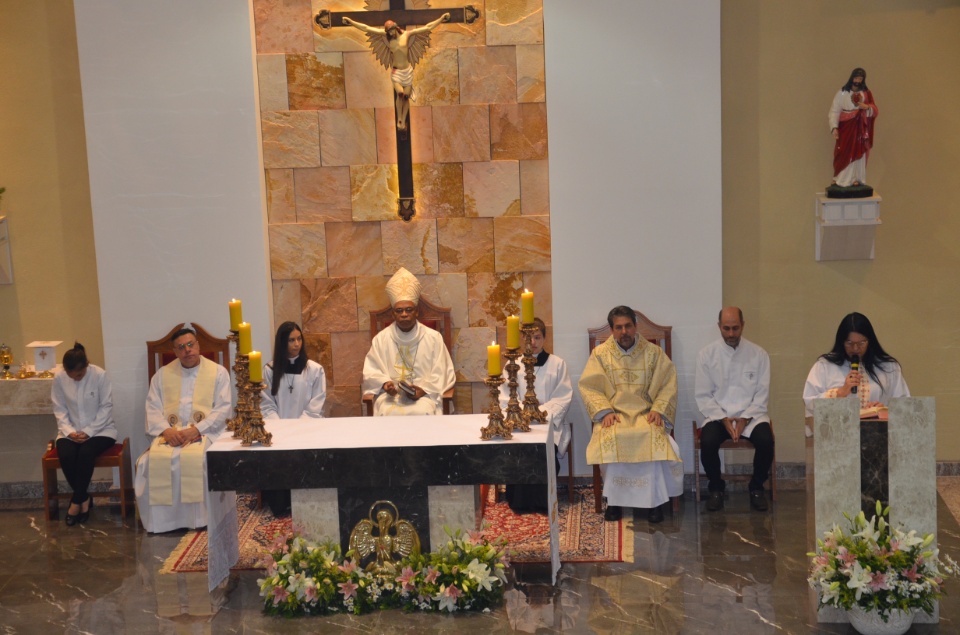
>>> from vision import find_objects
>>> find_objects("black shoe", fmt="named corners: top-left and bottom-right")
top-left (78, 497), bottom-right (93, 523)
top-left (749, 490), bottom-right (768, 512)
top-left (706, 491), bottom-right (724, 512)
top-left (65, 512), bottom-right (79, 527)
top-left (603, 505), bottom-right (622, 521)
top-left (647, 506), bottom-right (664, 524)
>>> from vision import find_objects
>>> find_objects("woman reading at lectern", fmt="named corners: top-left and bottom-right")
top-left (802, 312), bottom-right (909, 419)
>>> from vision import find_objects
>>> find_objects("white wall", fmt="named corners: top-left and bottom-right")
top-left (74, 1), bottom-right (271, 457)
top-left (545, 1), bottom-right (723, 474)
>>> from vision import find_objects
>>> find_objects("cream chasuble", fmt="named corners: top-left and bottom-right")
top-left (148, 357), bottom-right (218, 505)
top-left (581, 336), bottom-right (681, 465)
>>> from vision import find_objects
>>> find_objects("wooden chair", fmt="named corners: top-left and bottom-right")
top-left (692, 420), bottom-right (777, 502)
top-left (146, 322), bottom-right (230, 380)
top-left (586, 310), bottom-right (680, 514)
top-left (42, 438), bottom-right (134, 520)
top-left (362, 297), bottom-right (455, 416)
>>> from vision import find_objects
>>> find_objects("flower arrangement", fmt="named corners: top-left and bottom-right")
top-left (257, 526), bottom-right (510, 617)
top-left (808, 501), bottom-right (959, 622)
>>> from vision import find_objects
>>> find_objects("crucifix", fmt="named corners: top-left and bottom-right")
top-left (316, 3), bottom-right (480, 221)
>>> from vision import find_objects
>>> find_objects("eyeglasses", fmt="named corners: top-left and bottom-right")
top-left (175, 340), bottom-right (198, 352)
top-left (844, 339), bottom-right (868, 348)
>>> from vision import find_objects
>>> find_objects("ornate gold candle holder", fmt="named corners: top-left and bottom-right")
top-left (480, 374), bottom-right (512, 440)
top-left (240, 380), bottom-right (273, 446)
top-left (503, 347), bottom-right (528, 432)
top-left (0, 344), bottom-right (14, 380)
top-left (225, 330), bottom-right (246, 436)
top-left (520, 322), bottom-right (547, 426)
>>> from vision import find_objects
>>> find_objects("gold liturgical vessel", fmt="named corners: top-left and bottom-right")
top-left (0, 344), bottom-right (14, 380)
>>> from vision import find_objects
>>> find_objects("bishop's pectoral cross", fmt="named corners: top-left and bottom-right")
top-left (316, 3), bottom-right (479, 221)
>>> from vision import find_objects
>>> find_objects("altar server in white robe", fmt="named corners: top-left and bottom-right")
top-left (498, 317), bottom-right (573, 513)
top-left (260, 321), bottom-right (326, 515)
top-left (579, 306), bottom-right (683, 524)
top-left (135, 326), bottom-right (233, 532)
top-left (362, 267), bottom-right (455, 416)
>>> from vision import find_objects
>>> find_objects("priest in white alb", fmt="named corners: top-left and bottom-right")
top-left (134, 326), bottom-right (233, 532)
top-left (362, 267), bottom-right (455, 416)
top-left (579, 305), bottom-right (683, 524)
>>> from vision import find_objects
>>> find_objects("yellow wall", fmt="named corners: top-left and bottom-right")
top-left (0, 2), bottom-right (103, 366)
top-left (722, 1), bottom-right (960, 463)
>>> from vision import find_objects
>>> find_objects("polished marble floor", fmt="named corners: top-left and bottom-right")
top-left (1, 487), bottom-right (958, 634)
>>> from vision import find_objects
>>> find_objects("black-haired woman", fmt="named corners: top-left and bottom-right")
top-left (51, 342), bottom-right (117, 526)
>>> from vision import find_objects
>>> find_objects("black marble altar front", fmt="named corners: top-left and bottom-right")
top-left (860, 419), bottom-right (888, 516)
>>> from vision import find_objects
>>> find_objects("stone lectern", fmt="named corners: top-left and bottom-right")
top-left (806, 396), bottom-right (937, 624)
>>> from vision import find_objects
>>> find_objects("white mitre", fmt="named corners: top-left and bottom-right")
top-left (385, 267), bottom-right (421, 306)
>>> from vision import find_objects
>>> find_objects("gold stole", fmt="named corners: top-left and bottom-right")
top-left (149, 358), bottom-right (217, 505)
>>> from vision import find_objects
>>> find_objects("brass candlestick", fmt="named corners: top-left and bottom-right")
top-left (504, 347), bottom-right (528, 432)
top-left (520, 323), bottom-right (547, 426)
top-left (225, 330), bottom-right (245, 435)
top-left (240, 380), bottom-right (273, 446)
top-left (480, 374), bottom-right (512, 440)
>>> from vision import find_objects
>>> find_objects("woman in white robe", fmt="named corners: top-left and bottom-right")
top-left (260, 322), bottom-right (327, 515)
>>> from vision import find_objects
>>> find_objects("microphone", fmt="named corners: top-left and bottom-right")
top-left (850, 355), bottom-right (860, 395)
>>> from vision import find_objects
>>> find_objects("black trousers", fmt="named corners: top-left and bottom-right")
top-left (55, 436), bottom-right (116, 505)
top-left (699, 420), bottom-right (774, 493)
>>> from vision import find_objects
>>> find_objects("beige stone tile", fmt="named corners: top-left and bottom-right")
top-left (294, 167), bottom-right (352, 222)
top-left (494, 215), bottom-right (550, 272)
top-left (269, 224), bottom-right (327, 279)
top-left (286, 52), bottom-right (346, 110)
top-left (453, 382), bottom-right (474, 416)
top-left (453, 326), bottom-right (497, 382)
top-left (463, 161), bottom-right (521, 217)
top-left (376, 107), bottom-right (434, 164)
top-left (331, 331), bottom-right (370, 386)
top-left (356, 274), bottom-right (392, 318)
top-left (429, 0), bottom-right (486, 49)
top-left (521, 271), bottom-right (552, 326)
top-left (490, 103), bottom-right (547, 161)
top-left (257, 54), bottom-right (289, 111)
top-left (413, 162), bottom-right (463, 219)
top-left (420, 273), bottom-right (469, 329)
top-left (343, 51), bottom-right (394, 109)
top-left (326, 385), bottom-right (362, 418)
top-left (413, 48), bottom-right (461, 106)
top-left (301, 277), bottom-right (360, 333)
top-left (261, 111), bottom-right (321, 168)
top-left (486, 0), bottom-right (544, 46)
top-left (516, 44), bottom-right (545, 103)
top-left (302, 332), bottom-right (333, 384)
top-left (272, 280), bottom-right (303, 326)
top-left (437, 217), bottom-right (495, 273)
top-left (459, 46), bottom-right (517, 105)
top-left (519, 159), bottom-right (549, 215)
top-left (266, 169), bottom-right (296, 223)
top-left (433, 105), bottom-right (491, 163)
top-left (350, 164), bottom-right (400, 221)
top-left (254, 0), bottom-right (314, 54)
top-left (311, 0), bottom-right (369, 54)
top-left (325, 222), bottom-right (383, 277)
top-left (381, 219), bottom-right (439, 275)
top-left (319, 109), bottom-right (377, 167)
top-left (467, 272), bottom-right (523, 327)
top-left (471, 381), bottom-right (490, 414)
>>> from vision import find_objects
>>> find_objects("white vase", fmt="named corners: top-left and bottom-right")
top-left (847, 606), bottom-right (916, 635)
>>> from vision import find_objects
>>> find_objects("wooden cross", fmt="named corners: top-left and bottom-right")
top-left (316, 3), bottom-right (479, 221)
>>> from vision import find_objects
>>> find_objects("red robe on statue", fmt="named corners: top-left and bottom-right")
top-left (833, 90), bottom-right (878, 178)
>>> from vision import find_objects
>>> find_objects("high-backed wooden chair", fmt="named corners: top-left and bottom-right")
top-left (586, 310), bottom-right (680, 514)
top-left (362, 297), bottom-right (455, 416)
top-left (692, 420), bottom-right (777, 502)
top-left (146, 322), bottom-right (229, 381)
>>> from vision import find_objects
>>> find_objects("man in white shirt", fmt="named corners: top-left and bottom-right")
top-left (362, 268), bottom-right (455, 416)
top-left (135, 326), bottom-right (233, 532)
top-left (694, 307), bottom-right (774, 512)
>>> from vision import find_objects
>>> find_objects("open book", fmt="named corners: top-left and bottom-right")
top-left (860, 405), bottom-right (889, 420)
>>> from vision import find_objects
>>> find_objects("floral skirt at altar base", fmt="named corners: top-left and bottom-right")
top-left (847, 606), bottom-right (916, 635)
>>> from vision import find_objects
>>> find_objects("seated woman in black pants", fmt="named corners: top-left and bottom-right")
top-left (51, 343), bottom-right (117, 526)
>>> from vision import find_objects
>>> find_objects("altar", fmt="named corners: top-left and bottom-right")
top-left (205, 414), bottom-right (559, 591)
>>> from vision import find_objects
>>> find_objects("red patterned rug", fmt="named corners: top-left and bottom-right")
top-left (162, 487), bottom-right (628, 574)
